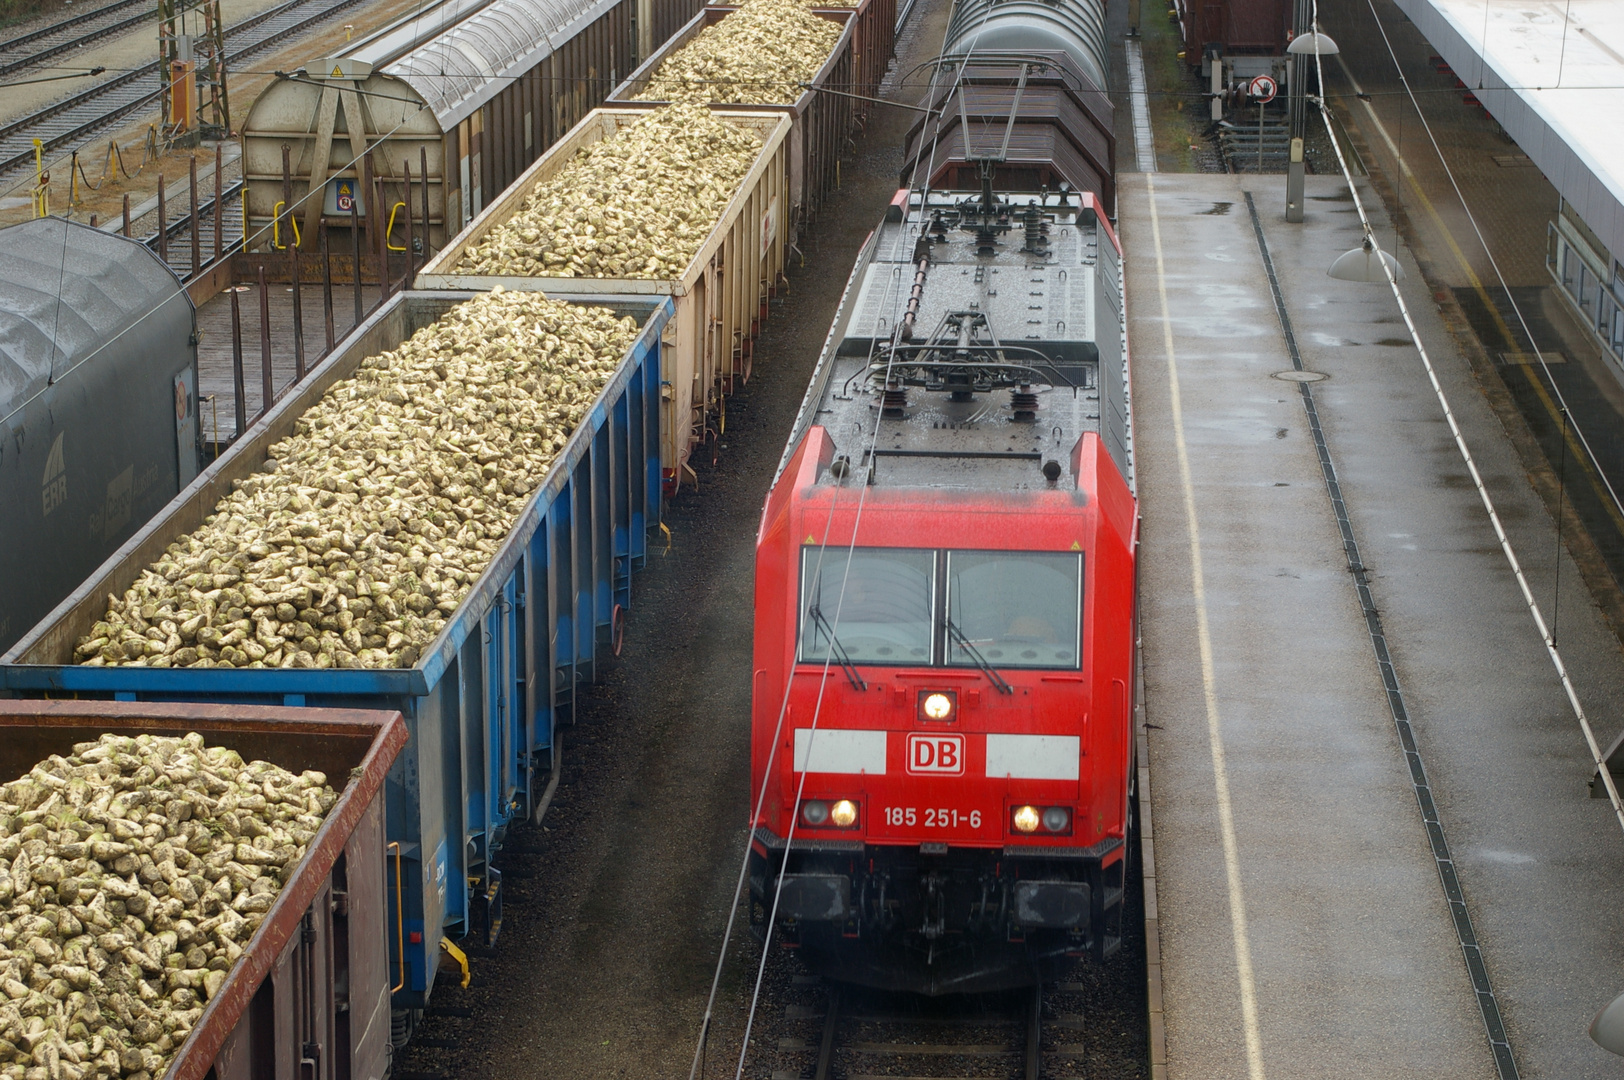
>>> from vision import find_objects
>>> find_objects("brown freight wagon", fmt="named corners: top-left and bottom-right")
top-left (606, 5), bottom-right (856, 229)
top-left (0, 701), bottom-right (405, 1080)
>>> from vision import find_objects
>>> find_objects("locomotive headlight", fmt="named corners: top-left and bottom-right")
top-left (830, 799), bottom-right (859, 827)
top-left (919, 690), bottom-right (957, 722)
top-left (801, 800), bottom-right (830, 826)
top-left (1012, 805), bottom-right (1041, 833)
top-left (1042, 806), bottom-right (1070, 833)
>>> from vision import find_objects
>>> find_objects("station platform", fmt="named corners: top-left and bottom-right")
top-left (1125, 171), bottom-right (1624, 1078)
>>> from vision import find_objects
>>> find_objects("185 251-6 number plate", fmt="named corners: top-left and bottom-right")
top-left (882, 806), bottom-right (984, 829)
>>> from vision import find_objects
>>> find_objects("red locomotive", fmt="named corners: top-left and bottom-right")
top-left (748, 3), bottom-right (1131, 994)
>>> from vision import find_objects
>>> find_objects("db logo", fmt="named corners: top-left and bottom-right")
top-left (907, 733), bottom-right (965, 775)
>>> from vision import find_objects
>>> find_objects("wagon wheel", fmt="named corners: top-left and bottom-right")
top-left (611, 604), bottom-right (627, 656)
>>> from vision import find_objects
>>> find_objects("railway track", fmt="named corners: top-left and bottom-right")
top-left (773, 978), bottom-right (1115, 1080)
top-left (137, 176), bottom-right (245, 277)
top-left (0, 0), bottom-right (374, 182)
top-left (0, 0), bottom-right (151, 82)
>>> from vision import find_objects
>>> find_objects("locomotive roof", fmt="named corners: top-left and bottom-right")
top-left (781, 188), bottom-right (1128, 495)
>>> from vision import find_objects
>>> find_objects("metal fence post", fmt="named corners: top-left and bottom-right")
top-left (375, 173), bottom-right (390, 304)
top-left (402, 157), bottom-right (415, 289)
top-left (420, 146), bottom-right (430, 259)
top-left (230, 285), bottom-right (246, 438)
top-left (349, 184), bottom-right (363, 328)
top-left (213, 144), bottom-right (223, 263)
top-left (189, 156), bottom-right (200, 279)
top-left (258, 264), bottom-right (273, 419)
top-left (157, 175), bottom-right (168, 264)
top-left (321, 220), bottom-right (336, 353)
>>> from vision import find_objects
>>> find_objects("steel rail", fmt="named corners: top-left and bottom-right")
top-left (0, 0), bottom-right (373, 178)
top-left (806, 985), bottom-right (1046, 1080)
top-left (0, 2), bottom-right (152, 82)
top-left (0, 0), bottom-right (145, 64)
top-left (1023, 984), bottom-right (1041, 1080)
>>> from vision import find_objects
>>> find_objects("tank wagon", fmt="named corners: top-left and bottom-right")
top-left (900, 0), bottom-right (1114, 211)
top-left (749, 0), bottom-right (1134, 994)
top-left (0, 218), bottom-right (199, 655)
top-left (1, 290), bottom-right (671, 1043)
top-left (0, 699), bottom-right (405, 1080)
top-left (241, 0), bottom-right (702, 252)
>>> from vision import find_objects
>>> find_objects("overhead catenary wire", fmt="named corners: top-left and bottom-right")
top-left (686, 14), bottom-right (998, 1080)
top-left (26, 58), bottom-right (1624, 97)
top-left (1331, 31), bottom-right (1624, 529)
top-left (1302, 2), bottom-right (1624, 831)
top-left (729, 14), bottom-right (1022, 1079)
top-left (1349, 0), bottom-right (1624, 822)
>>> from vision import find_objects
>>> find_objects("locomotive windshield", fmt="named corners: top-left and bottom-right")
top-left (796, 547), bottom-right (1083, 670)
top-left (798, 548), bottom-right (936, 664)
top-left (946, 551), bottom-right (1082, 669)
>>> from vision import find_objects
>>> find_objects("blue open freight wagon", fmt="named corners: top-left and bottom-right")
top-left (0, 290), bottom-right (672, 1018)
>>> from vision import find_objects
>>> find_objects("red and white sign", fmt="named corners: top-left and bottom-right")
top-left (1248, 75), bottom-right (1278, 103)
top-left (907, 733), bottom-right (965, 775)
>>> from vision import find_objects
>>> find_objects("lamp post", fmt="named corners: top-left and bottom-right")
top-left (1285, 15), bottom-right (1340, 222)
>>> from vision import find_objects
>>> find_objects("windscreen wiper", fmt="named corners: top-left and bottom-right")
top-left (808, 604), bottom-right (867, 691)
top-left (947, 617), bottom-right (1014, 694)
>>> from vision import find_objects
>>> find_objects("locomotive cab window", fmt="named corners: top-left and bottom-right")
top-left (945, 551), bottom-right (1082, 669)
top-left (799, 547), bottom-right (936, 664)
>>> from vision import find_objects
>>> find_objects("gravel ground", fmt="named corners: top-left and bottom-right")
top-left (387, 3), bottom-right (1151, 1076)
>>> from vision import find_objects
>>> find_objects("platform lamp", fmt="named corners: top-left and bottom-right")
top-left (1328, 234), bottom-right (1404, 282)
top-left (1284, 12), bottom-right (1340, 222)
top-left (1592, 993), bottom-right (1624, 1055)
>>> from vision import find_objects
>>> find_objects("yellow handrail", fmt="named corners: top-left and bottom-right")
top-left (387, 841), bottom-right (405, 993)
top-left (385, 200), bottom-right (407, 251)
top-left (270, 201), bottom-right (302, 250)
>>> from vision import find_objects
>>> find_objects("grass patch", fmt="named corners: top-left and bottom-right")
top-left (1136, 5), bottom-right (1211, 172)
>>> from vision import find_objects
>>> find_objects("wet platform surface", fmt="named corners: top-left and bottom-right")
top-left (1126, 172), bottom-right (1624, 1079)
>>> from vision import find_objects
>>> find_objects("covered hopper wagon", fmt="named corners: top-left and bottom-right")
top-left (0, 218), bottom-right (200, 655)
top-left (241, 0), bottom-right (703, 255)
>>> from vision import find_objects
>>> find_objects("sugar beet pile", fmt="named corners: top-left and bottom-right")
top-left (632, 0), bottom-right (844, 105)
top-left (0, 733), bottom-right (335, 1080)
top-left (451, 103), bottom-right (762, 279)
top-left (75, 290), bottom-right (639, 670)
